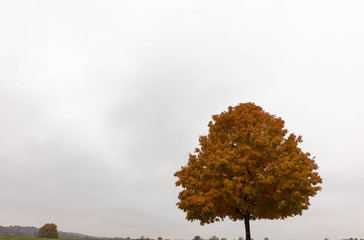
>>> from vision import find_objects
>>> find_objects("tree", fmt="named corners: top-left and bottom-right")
top-left (38, 223), bottom-right (59, 238)
top-left (174, 103), bottom-right (322, 240)
top-left (210, 236), bottom-right (218, 240)
top-left (193, 236), bottom-right (201, 240)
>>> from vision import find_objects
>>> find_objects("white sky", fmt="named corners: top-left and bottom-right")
top-left (1, 1), bottom-right (364, 240)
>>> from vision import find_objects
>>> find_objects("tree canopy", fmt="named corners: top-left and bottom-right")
top-left (38, 223), bottom-right (59, 238)
top-left (174, 102), bottom-right (322, 240)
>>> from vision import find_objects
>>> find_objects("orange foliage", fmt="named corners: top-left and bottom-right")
top-left (175, 103), bottom-right (322, 226)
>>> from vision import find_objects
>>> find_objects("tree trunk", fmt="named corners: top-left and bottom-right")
top-left (244, 213), bottom-right (251, 240)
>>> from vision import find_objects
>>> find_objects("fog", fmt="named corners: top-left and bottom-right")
top-left (1, 1), bottom-right (364, 240)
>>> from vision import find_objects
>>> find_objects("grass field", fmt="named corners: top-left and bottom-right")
top-left (0, 237), bottom-right (76, 240)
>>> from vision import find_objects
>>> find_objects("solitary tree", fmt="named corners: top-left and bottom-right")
top-left (38, 223), bottom-right (59, 238)
top-left (174, 103), bottom-right (322, 240)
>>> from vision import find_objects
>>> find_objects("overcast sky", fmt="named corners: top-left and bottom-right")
top-left (1, 1), bottom-right (364, 240)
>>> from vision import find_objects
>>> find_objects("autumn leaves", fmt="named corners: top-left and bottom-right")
top-left (174, 103), bottom-right (322, 240)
